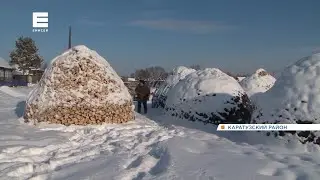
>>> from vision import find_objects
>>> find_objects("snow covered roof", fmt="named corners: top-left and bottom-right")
top-left (0, 57), bottom-right (13, 69)
top-left (12, 71), bottom-right (23, 75)
top-left (30, 68), bottom-right (42, 71)
top-left (127, 78), bottom-right (136, 81)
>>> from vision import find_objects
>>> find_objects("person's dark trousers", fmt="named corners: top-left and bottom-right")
top-left (137, 100), bottom-right (148, 114)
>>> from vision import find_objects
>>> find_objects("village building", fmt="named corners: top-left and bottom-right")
top-left (0, 57), bottom-right (14, 85)
top-left (0, 57), bottom-right (44, 86)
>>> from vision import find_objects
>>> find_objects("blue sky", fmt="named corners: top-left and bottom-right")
top-left (0, 0), bottom-right (319, 76)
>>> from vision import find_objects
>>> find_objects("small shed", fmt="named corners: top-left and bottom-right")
top-left (12, 68), bottom-right (44, 84)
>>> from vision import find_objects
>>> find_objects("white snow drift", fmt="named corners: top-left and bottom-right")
top-left (240, 68), bottom-right (276, 97)
top-left (165, 68), bottom-right (252, 124)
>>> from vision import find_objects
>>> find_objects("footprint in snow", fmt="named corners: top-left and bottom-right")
top-left (119, 145), bottom-right (171, 180)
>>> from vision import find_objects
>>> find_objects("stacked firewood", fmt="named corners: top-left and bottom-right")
top-left (24, 102), bottom-right (133, 126)
top-left (24, 46), bottom-right (134, 126)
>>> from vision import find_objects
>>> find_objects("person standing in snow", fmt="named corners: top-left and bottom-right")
top-left (135, 80), bottom-right (150, 114)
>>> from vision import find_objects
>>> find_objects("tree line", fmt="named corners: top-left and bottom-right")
top-left (129, 65), bottom-right (251, 81)
top-left (129, 64), bottom-right (203, 81)
top-left (7, 36), bottom-right (205, 79)
top-left (7, 36), bottom-right (251, 79)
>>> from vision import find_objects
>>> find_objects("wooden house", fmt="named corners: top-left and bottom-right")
top-left (0, 57), bottom-right (14, 85)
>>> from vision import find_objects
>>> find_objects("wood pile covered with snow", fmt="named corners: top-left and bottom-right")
top-left (253, 53), bottom-right (320, 145)
top-left (240, 68), bottom-right (276, 97)
top-left (165, 68), bottom-right (253, 125)
top-left (24, 45), bottom-right (134, 126)
top-left (152, 66), bottom-right (196, 108)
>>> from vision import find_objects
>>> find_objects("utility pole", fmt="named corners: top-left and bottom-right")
top-left (68, 26), bottom-right (72, 49)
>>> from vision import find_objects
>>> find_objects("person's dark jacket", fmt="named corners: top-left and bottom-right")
top-left (135, 84), bottom-right (150, 101)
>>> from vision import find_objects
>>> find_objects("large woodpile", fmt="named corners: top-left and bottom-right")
top-left (24, 45), bottom-right (134, 125)
top-left (152, 66), bottom-right (196, 108)
top-left (165, 68), bottom-right (253, 125)
top-left (252, 54), bottom-right (320, 145)
top-left (124, 81), bottom-right (139, 98)
top-left (239, 68), bottom-right (276, 97)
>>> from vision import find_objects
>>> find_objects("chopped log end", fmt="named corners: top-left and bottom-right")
top-left (24, 102), bottom-right (134, 125)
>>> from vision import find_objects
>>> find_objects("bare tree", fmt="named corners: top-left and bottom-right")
top-left (189, 64), bottom-right (201, 70)
top-left (133, 66), bottom-right (168, 81)
top-left (134, 69), bottom-right (149, 80)
top-left (129, 73), bottom-right (135, 78)
top-left (145, 66), bottom-right (168, 80)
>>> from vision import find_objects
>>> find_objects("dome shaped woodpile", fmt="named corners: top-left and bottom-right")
top-left (24, 45), bottom-right (134, 126)
top-left (253, 53), bottom-right (320, 145)
top-left (165, 68), bottom-right (253, 125)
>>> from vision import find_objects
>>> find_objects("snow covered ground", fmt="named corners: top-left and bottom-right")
top-left (0, 86), bottom-right (320, 180)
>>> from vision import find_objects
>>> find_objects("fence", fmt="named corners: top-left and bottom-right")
top-left (1, 74), bottom-right (42, 87)
top-left (0, 80), bottom-right (28, 87)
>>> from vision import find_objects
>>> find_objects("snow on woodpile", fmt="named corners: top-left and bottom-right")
top-left (253, 53), bottom-right (320, 145)
top-left (239, 68), bottom-right (276, 97)
top-left (237, 76), bottom-right (246, 81)
top-left (165, 68), bottom-right (252, 125)
top-left (152, 66), bottom-right (196, 108)
top-left (24, 45), bottom-right (134, 126)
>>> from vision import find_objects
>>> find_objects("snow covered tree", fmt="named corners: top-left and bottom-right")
top-left (9, 36), bottom-right (44, 75)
